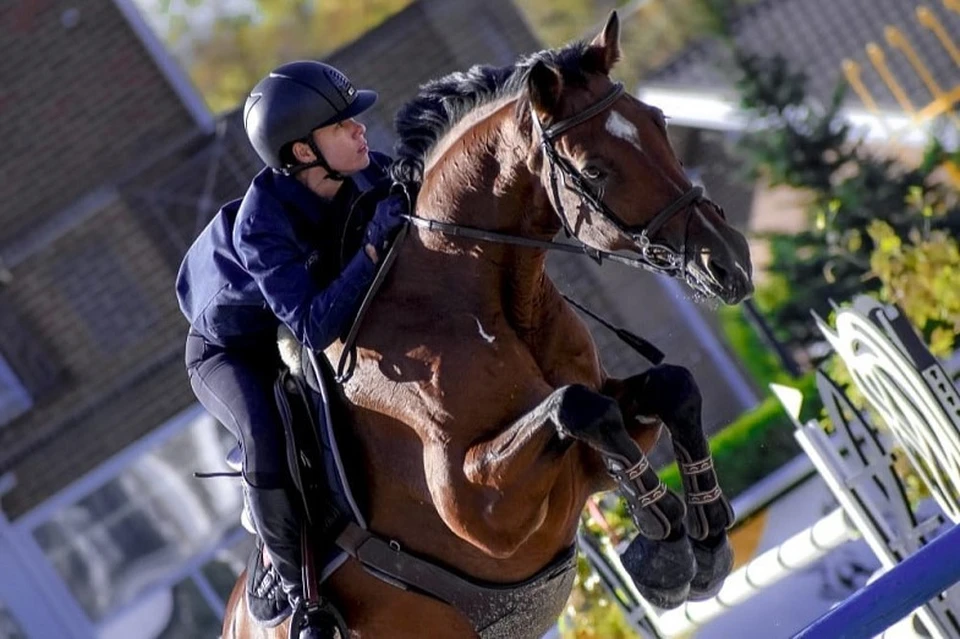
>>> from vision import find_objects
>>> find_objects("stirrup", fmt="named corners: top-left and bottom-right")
top-left (289, 599), bottom-right (348, 639)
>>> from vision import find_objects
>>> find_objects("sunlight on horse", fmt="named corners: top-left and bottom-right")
top-left (225, 10), bottom-right (753, 639)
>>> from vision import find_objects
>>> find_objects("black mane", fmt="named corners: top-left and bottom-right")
top-left (390, 41), bottom-right (602, 185)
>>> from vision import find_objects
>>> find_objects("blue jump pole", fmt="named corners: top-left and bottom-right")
top-left (793, 523), bottom-right (960, 638)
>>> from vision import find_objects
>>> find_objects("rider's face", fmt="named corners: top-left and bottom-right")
top-left (313, 118), bottom-right (370, 175)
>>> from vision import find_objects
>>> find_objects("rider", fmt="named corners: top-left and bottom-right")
top-left (176, 60), bottom-right (405, 638)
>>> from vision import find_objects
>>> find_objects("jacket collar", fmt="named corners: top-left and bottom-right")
top-left (255, 167), bottom-right (354, 225)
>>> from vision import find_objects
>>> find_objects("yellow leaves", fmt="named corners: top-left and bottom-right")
top-left (814, 199), bottom-right (842, 232)
top-left (867, 220), bottom-right (960, 356)
top-left (845, 228), bottom-right (862, 253)
top-left (930, 326), bottom-right (956, 356)
top-left (179, 0), bottom-right (415, 113)
top-left (906, 184), bottom-right (925, 210)
top-left (815, 209), bottom-right (826, 231)
top-left (867, 220), bottom-right (901, 255)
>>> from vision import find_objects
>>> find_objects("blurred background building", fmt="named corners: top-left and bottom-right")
top-left (1, 0), bottom-right (955, 636)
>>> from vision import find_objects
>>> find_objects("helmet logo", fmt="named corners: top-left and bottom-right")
top-left (327, 69), bottom-right (355, 99)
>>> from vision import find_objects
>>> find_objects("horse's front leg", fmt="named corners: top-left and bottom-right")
top-left (604, 364), bottom-right (735, 600)
top-left (460, 383), bottom-right (696, 608)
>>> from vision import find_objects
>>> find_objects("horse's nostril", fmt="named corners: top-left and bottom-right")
top-left (707, 258), bottom-right (729, 284)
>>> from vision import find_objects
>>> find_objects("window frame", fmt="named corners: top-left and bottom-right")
top-left (0, 354), bottom-right (31, 427)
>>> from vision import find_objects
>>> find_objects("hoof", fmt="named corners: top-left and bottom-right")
top-left (688, 534), bottom-right (733, 601)
top-left (620, 534), bottom-right (696, 609)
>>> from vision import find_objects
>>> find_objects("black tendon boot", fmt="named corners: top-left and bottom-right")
top-left (604, 453), bottom-right (696, 609)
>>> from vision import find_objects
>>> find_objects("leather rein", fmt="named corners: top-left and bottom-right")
top-left (403, 82), bottom-right (705, 277)
top-left (334, 83), bottom-right (709, 382)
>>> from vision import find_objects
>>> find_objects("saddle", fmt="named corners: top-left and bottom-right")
top-left (236, 343), bottom-right (579, 639)
top-left (238, 356), bottom-right (354, 629)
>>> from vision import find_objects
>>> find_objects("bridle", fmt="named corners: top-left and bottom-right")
top-left (336, 82), bottom-right (713, 383)
top-left (533, 82), bottom-right (704, 276)
top-left (402, 81), bottom-right (710, 281)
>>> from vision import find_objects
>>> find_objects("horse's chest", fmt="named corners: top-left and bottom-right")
top-left (378, 317), bottom-right (592, 432)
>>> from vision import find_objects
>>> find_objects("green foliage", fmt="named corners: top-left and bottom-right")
top-left (732, 50), bottom-right (960, 356)
top-left (514, 0), bottom-right (613, 48)
top-left (559, 555), bottom-right (642, 638)
top-left (867, 222), bottom-right (960, 354)
top-left (716, 304), bottom-right (789, 390)
top-left (145, 0), bottom-right (415, 113)
top-left (514, 0), bottom-right (762, 86)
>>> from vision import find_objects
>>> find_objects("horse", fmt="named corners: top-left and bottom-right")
top-left (223, 11), bottom-right (753, 639)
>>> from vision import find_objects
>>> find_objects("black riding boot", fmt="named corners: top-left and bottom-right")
top-left (244, 483), bottom-right (346, 639)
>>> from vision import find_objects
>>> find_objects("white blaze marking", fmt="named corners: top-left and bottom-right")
top-left (606, 111), bottom-right (643, 151)
top-left (473, 316), bottom-right (496, 344)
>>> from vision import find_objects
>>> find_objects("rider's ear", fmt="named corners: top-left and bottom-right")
top-left (527, 60), bottom-right (563, 118)
top-left (588, 10), bottom-right (621, 75)
top-left (291, 139), bottom-right (315, 164)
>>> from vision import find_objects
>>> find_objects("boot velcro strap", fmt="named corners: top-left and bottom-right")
top-left (638, 482), bottom-right (668, 508)
top-left (606, 457), bottom-right (665, 508)
top-left (679, 456), bottom-right (715, 474)
top-left (625, 457), bottom-right (650, 480)
top-left (620, 476), bottom-right (668, 509)
top-left (687, 486), bottom-right (724, 505)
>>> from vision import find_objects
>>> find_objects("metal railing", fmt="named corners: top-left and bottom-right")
top-left (794, 522), bottom-right (960, 638)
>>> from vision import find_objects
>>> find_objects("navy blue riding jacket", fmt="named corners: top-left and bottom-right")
top-left (176, 151), bottom-right (391, 351)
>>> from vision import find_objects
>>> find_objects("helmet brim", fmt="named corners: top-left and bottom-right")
top-left (328, 90), bottom-right (378, 126)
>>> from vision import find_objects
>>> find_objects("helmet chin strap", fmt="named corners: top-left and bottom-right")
top-left (284, 137), bottom-right (346, 181)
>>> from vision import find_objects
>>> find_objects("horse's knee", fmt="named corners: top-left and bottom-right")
top-left (656, 364), bottom-right (697, 391)
top-left (652, 364), bottom-right (701, 409)
top-left (555, 384), bottom-right (623, 439)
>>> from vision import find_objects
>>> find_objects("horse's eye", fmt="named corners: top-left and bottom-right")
top-left (582, 166), bottom-right (605, 181)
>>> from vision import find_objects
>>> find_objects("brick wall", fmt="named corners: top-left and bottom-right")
top-left (0, 0), bottom-right (201, 515)
top-left (0, 0), bottom-right (198, 250)
top-left (0, 195), bottom-right (194, 516)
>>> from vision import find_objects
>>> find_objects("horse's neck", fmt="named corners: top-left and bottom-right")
top-left (416, 102), bottom-right (559, 331)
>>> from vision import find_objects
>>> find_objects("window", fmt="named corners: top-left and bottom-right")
top-left (31, 411), bottom-right (245, 624)
top-left (0, 354), bottom-right (30, 427)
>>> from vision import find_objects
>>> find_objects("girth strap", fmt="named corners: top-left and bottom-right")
top-left (336, 522), bottom-right (575, 632)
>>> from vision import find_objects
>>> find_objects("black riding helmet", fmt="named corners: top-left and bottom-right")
top-left (243, 60), bottom-right (377, 178)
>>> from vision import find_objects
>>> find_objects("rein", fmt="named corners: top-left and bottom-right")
top-left (403, 215), bottom-right (677, 273)
top-left (334, 82), bottom-right (703, 383)
top-left (402, 82), bottom-right (709, 283)
top-left (334, 193), bottom-right (666, 385)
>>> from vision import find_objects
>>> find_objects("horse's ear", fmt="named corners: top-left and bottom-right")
top-left (527, 60), bottom-right (563, 116)
top-left (589, 10), bottom-right (621, 74)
